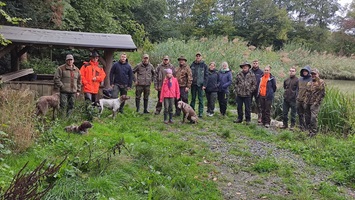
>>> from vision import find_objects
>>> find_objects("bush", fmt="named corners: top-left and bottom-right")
top-left (0, 88), bottom-right (36, 152)
top-left (21, 58), bottom-right (58, 74)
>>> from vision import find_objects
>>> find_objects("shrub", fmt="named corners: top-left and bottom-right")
top-left (21, 58), bottom-right (57, 74)
top-left (0, 88), bottom-right (36, 152)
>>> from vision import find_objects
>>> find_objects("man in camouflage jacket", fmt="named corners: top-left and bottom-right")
top-left (174, 56), bottom-right (193, 116)
top-left (303, 68), bottom-right (326, 137)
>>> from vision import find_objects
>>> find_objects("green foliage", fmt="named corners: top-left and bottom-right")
top-left (21, 58), bottom-right (57, 74)
top-left (318, 88), bottom-right (354, 134)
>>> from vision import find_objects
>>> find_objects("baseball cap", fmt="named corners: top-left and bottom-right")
top-left (143, 54), bottom-right (149, 58)
top-left (311, 69), bottom-right (319, 74)
top-left (196, 52), bottom-right (202, 56)
top-left (163, 55), bottom-right (169, 60)
top-left (66, 54), bottom-right (74, 60)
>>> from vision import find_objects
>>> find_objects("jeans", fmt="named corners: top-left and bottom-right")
top-left (206, 92), bottom-right (217, 114)
top-left (190, 85), bottom-right (204, 116)
top-left (259, 96), bottom-right (272, 125)
top-left (236, 96), bottom-right (251, 122)
top-left (218, 92), bottom-right (228, 115)
top-left (282, 100), bottom-right (297, 127)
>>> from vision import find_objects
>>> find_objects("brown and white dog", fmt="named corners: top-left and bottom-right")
top-left (36, 93), bottom-right (60, 120)
top-left (65, 121), bottom-right (93, 134)
top-left (98, 95), bottom-right (130, 118)
top-left (177, 100), bottom-right (198, 123)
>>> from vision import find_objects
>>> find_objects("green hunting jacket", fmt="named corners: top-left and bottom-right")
top-left (133, 62), bottom-right (155, 86)
top-left (54, 64), bottom-right (81, 93)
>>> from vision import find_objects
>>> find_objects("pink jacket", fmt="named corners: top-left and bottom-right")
top-left (160, 77), bottom-right (180, 102)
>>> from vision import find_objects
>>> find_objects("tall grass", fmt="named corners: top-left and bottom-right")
top-left (0, 88), bottom-right (37, 152)
top-left (318, 88), bottom-right (354, 134)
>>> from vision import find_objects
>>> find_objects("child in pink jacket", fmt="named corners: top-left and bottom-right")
top-left (160, 69), bottom-right (180, 124)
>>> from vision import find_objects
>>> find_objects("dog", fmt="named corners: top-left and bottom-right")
top-left (98, 95), bottom-right (130, 118)
top-left (36, 93), bottom-right (60, 120)
top-left (65, 121), bottom-right (93, 134)
top-left (177, 101), bottom-right (198, 123)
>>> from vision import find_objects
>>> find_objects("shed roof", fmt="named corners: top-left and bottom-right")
top-left (0, 25), bottom-right (137, 51)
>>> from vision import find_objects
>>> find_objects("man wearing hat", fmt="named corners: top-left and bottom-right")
top-left (154, 55), bottom-right (175, 115)
top-left (303, 68), bottom-right (325, 137)
top-left (133, 54), bottom-right (155, 113)
top-left (190, 52), bottom-right (208, 118)
top-left (54, 54), bottom-right (81, 117)
top-left (233, 62), bottom-right (256, 124)
top-left (175, 56), bottom-right (193, 116)
top-left (80, 51), bottom-right (106, 104)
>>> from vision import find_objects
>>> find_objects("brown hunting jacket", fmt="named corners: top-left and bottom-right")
top-left (303, 78), bottom-right (326, 105)
top-left (175, 63), bottom-right (192, 88)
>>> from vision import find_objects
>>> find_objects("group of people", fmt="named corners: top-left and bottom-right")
top-left (53, 51), bottom-right (325, 136)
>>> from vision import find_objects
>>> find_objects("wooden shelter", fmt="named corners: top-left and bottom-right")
top-left (0, 25), bottom-right (137, 96)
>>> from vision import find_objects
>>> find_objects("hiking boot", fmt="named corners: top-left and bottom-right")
top-left (168, 120), bottom-right (174, 124)
top-left (144, 110), bottom-right (150, 114)
top-left (164, 120), bottom-right (169, 124)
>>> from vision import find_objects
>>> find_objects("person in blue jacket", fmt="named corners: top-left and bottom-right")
top-left (217, 62), bottom-right (232, 116)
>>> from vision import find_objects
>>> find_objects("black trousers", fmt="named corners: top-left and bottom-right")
top-left (237, 96), bottom-right (251, 122)
top-left (283, 100), bottom-right (296, 127)
top-left (218, 92), bottom-right (228, 115)
top-left (259, 96), bottom-right (272, 125)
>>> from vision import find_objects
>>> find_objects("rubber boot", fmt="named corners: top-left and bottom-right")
top-left (164, 113), bottom-right (168, 124)
top-left (136, 99), bottom-right (140, 112)
top-left (143, 99), bottom-right (149, 113)
top-left (169, 113), bottom-right (173, 123)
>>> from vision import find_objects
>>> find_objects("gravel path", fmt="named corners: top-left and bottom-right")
top-left (194, 131), bottom-right (355, 199)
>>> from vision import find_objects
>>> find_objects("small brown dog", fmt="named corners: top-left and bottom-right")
top-left (177, 101), bottom-right (198, 123)
top-left (64, 121), bottom-right (93, 134)
top-left (36, 93), bottom-right (60, 120)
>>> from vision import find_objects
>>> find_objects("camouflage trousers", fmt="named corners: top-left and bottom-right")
top-left (305, 104), bottom-right (321, 135)
top-left (135, 85), bottom-right (151, 100)
top-left (60, 92), bottom-right (75, 117)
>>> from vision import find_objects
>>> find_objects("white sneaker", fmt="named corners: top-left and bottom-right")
top-left (208, 113), bottom-right (214, 117)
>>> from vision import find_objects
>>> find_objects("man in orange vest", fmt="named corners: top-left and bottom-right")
top-left (80, 51), bottom-right (106, 105)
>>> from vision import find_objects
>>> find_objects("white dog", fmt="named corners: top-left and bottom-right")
top-left (99, 95), bottom-right (130, 118)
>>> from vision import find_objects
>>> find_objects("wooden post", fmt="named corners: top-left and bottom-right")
top-left (103, 49), bottom-right (115, 88)
top-left (11, 45), bottom-right (19, 72)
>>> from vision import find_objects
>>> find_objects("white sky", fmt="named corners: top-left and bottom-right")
top-left (339, 0), bottom-right (352, 6)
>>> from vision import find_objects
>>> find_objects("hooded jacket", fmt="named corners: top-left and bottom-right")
top-left (296, 66), bottom-right (312, 102)
top-left (205, 69), bottom-right (219, 92)
top-left (110, 59), bottom-right (133, 88)
top-left (190, 60), bottom-right (208, 87)
top-left (80, 60), bottom-right (106, 94)
top-left (218, 69), bottom-right (232, 93)
top-left (258, 73), bottom-right (277, 100)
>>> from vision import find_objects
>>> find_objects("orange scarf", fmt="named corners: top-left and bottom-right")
top-left (259, 73), bottom-right (270, 97)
